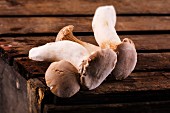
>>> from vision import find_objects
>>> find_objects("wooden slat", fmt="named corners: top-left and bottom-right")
top-left (41, 72), bottom-right (170, 105)
top-left (0, 16), bottom-right (170, 34)
top-left (12, 52), bottom-right (170, 78)
top-left (43, 101), bottom-right (170, 113)
top-left (0, 0), bottom-right (169, 15)
top-left (13, 57), bottom-right (170, 92)
top-left (0, 34), bottom-right (170, 64)
top-left (0, 58), bottom-right (29, 113)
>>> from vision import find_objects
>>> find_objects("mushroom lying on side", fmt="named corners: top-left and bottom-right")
top-left (92, 5), bottom-right (137, 80)
top-left (29, 40), bottom-right (117, 90)
top-left (45, 60), bottom-right (80, 98)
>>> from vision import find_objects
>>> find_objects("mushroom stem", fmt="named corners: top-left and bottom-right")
top-left (56, 25), bottom-right (100, 53)
top-left (29, 40), bottom-right (89, 70)
top-left (92, 5), bottom-right (121, 50)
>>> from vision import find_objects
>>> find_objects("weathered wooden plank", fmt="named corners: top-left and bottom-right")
top-left (0, 58), bottom-right (46, 113)
top-left (27, 78), bottom-right (46, 113)
top-left (43, 101), bottom-right (170, 113)
top-left (12, 52), bottom-right (170, 78)
top-left (41, 72), bottom-right (170, 105)
top-left (13, 57), bottom-right (170, 99)
top-left (0, 34), bottom-right (170, 64)
top-left (1, 58), bottom-right (170, 113)
top-left (0, 58), bottom-right (29, 113)
top-left (13, 58), bottom-right (50, 78)
top-left (13, 57), bottom-right (170, 92)
top-left (0, 0), bottom-right (169, 15)
top-left (0, 16), bottom-right (170, 34)
top-left (136, 53), bottom-right (170, 71)
top-left (1, 34), bottom-right (170, 53)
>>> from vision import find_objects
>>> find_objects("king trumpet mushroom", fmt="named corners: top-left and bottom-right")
top-left (45, 60), bottom-right (80, 98)
top-left (92, 5), bottom-right (137, 80)
top-left (29, 40), bottom-right (117, 90)
top-left (55, 25), bottom-right (117, 89)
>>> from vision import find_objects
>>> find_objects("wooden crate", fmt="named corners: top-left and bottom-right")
top-left (0, 0), bottom-right (170, 113)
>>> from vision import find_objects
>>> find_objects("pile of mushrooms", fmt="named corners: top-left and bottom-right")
top-left (29, 5), bottom-right (137, 98)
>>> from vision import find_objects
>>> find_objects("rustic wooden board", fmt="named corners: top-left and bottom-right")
top-left (42, 74), bottom-right (170, 105)
top-left (12, 52), bottom-right (170, 78)
top-left (0, 16), bottom-right (170, 34)
top-left (0, 34), bottom-right (170, 64)
top-left (1, 34), bottom-right (170, 52)
top-left (43, 101), bottom-right (170, 113)
top-left (0, 0), bottom-right (169, 15)
top-left (27, 78), bottom-right (46, 113)
top-left (0, 58), bottom-right (29, 113)
top-left (13, 58), bottom-right (170, 93)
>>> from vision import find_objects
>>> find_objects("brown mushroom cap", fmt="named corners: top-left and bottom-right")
top-left (80, 48), bottom-right (117, 90)
top-left (111, 38), bottom-right (137, 80)
top-left (45, 60), bottom-right (80, 98)
top-left (56, 25), bottom-right (74, 42)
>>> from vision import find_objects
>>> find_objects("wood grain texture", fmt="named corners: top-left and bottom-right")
top-left (0, 0), bottom-right (169, 15)
top-left (0, 34), bottom-right (170, 65)
top-left (12, 52), bottom-right (170, 79)
top-left (41, 72), bottom-right (170, 105)
top-left (43, 101), bottom-right (170, 113)
top-left (0, 58), bottom-right (29, 113)
top-left (0, 16), bottom-right (170, 34)
top-left (27, 78), bottom-right (46, 113)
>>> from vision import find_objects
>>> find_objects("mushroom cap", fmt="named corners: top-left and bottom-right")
top-left (56, 25), bottom-right (74, 41)
top-left (45, 60), bottom-right (80, 98)
top-left (111, 38), bottom-right (137, 80)
top-left (80, 48), bottom-right (117, 90)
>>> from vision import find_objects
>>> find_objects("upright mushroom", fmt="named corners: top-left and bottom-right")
top-left (92, 5), bottom-right (137, 80)
top-left (45, 60), bottom-right (80, 98)
top-left (29, 40), bottom-right (117, 90)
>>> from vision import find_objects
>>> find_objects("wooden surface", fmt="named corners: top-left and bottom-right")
top-left (0, 17), bottom-right (170, 35)
top-left (0, 59), bottom-right (28, 113)
top-left (0, 0), bottom-right (170, 15)
top-left (0, 0), bottom-right (170, 113)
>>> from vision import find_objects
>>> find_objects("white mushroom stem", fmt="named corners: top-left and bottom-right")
top-left (45, 60), bottom-right (80, 98)
top-left (29, 40), bottom-right (89, 70)
top-left (56, 25), bottom-right (101, 53)
top-left (92, 5), bottom-right (121, 50)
